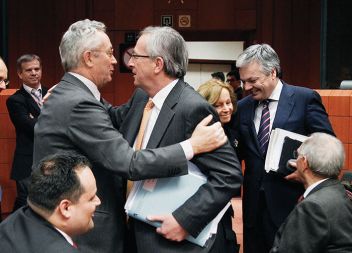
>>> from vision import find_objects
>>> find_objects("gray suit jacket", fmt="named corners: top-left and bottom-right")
top-left (116, 80), bottom-right (243, 253)
top-left (33, 73), bottom-right (189, 253)
top-left (271, 179), bottom-right (352, 253)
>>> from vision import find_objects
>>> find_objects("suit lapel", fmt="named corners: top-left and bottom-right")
top-left (244, 98), bottom-right (263, 157)
top-left (272, 84), bottom-right (295, 129)
top-left (125, 97), bottom-right (149, 146)
top-left (146, 81), bottom-right (186, 149)
top-left (20, 87), bottom-right (41, 114)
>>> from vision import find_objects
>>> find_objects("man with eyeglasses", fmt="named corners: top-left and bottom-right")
top-left (0, 56), bottom-right (8, 90)
top-left (6, 54), bottom-right (48, 212)
top-left (232, 44), bottom-right (335, 253)
top-left (226, 69), bottom-right (243, 100)
top-left (33, 19), bottom-right (228, 253)
top-left (270, 133), bottom-right (352, 253)
top-left (112, 26), bottom-right (242, 253)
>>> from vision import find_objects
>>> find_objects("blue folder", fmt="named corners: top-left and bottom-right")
top-left (125, 162), bottom-right (220, 247)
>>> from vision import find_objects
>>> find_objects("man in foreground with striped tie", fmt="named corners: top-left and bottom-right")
top-left (6, 54), bottom-right (48, 212)
top-left (0, 152), bottom-right (101, 252)
top-left (271, 133), bottom-right (352, 253)
top-left (232, 44), bottom-right (335, 253)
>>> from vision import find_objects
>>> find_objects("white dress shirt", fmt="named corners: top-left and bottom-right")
top-left (254, 79), bottom-right (283, 133)
top-left (133, 79), bottom-right (193, 160)
top-left (69, 72), bottom-right (101, 101)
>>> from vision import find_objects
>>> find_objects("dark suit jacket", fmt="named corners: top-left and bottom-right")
top-left (233, 82), bottom-right (334, 228)
top-left (271, 179), bottom-right (352, 253)
top-left (0, 206), bottom-right (79, 253)
top-left (33, 73), bottom-right (189, 253)
top-left (116, 80), bottom-right (243, 253)
top-left (6, 86), bottom-right (48, 180)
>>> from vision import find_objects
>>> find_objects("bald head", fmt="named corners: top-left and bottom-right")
top-left (0, 57), bottom-right (8, 90)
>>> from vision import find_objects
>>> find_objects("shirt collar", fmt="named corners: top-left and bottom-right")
top-left (151, 79), bottom-right (179, 110)
top-left (69, 72), bottom-right (101, 101)
top-left (303, 178), bottom-right (329, 198)
top-left (23, 83), bottom-right (42, 95)
top-left (268, 79), bottom-right (283, 102)
top-left (55, 227), bottom-right (75, 246)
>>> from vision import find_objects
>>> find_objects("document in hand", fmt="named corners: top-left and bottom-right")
top-left (265, 128), bottom-right (308, 176)
top-left (124, 161), bottom-right (230, 247)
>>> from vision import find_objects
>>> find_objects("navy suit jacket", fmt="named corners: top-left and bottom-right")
top-left (6, 86), bottom-right (48, 180)
top-left (271, 179), bottom-right (352, 253)
top-left (233, 82), bottom-right (334, 228)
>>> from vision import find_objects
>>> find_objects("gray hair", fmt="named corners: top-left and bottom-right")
top-left (59, 19), bottom-right (106, 72)
top-left (236, 44), bottom-right (281, 76)
top-left (140, 26), bottom-right (188, 78)
top-left (298, 133), bottom-right (345, 178)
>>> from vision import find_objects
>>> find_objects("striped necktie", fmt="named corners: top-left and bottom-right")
top-left (257, 99), bottom-right (270, 155)
top-left (31, 88), bottom-right (42, 108)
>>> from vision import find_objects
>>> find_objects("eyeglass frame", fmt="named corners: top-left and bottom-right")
top-left (129, 51), bottom-right (151, 60)
top-left (0, 79), bottom-right (9, 87)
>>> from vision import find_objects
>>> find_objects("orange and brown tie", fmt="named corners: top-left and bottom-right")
top-left (127, 98), bottom-right (155, 195)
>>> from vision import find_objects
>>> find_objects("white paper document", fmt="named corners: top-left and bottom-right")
top-left (124, 161), bottom-right (230, 247)
top-left (265, 128), bottom-right (308, 173)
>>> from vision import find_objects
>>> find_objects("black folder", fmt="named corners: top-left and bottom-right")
top-left (277, 137), bottom-right (302, 176)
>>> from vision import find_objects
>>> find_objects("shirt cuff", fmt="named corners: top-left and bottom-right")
top-left (180, 140), bottom-right (194, 160)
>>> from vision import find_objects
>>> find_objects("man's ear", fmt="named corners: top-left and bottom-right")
top-left (82, 51), bottom-right (95, 68)
top-left (271, 68), bottom-right (277, 79)
top-left (58, 199), bottom-right (73, 218)
top-left (154, 57), bottom-right (164, 74)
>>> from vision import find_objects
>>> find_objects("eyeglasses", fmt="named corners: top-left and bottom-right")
top-left (129, 51), bottom-right (151, 60)
top-left (0, 79), bottom-right (9, 87)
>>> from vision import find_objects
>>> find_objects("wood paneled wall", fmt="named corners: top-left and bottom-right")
top-left (7, 0), bottom-right (322, 105)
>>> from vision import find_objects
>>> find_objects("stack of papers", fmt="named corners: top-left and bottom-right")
top-left (124, 161), bottom-right (230, 247)
top-left (265, 128), bottom-right (307, 175)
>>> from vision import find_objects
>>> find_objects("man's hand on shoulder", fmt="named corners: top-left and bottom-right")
top-left (189, 114), bottom-right (227, 155)
top-left (148, 214), bottom-right (189, 242)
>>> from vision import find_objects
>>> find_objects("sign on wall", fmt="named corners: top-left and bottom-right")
top-left (161, 15), bottom-right (173, 27)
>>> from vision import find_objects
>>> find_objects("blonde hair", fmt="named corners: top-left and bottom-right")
top-left (197, 79), bottom-right (237, 112)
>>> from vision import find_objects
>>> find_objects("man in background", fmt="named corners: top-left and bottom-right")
top-left (226, 69), bottom-right (243, 100)
top-left (116, 25), bottom-right (242, 253)
top-left (211, 71), bottom-right (225, 82)
top-left (0, 152), bottom-right (101, 252)
top-left (6, 54), bottom-right (48, 211)
top-left (0, 56), bottom-right (8, 90)
top-left (233, 44), bottom-right (334, 253)
top-left (33, 19), bottom-right (227, 253)
top-left (271, 133), bottom-right (352, 253)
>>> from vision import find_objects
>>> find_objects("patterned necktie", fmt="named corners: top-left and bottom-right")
top-left (257, 99), bottom-right (270, 155)
top-left (135, 99), bottom-right (155, 150)
top-left (31, 88), bottom-right (42, 108)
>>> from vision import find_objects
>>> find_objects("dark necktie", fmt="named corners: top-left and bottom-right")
top-left (257, 99), bottom-right (270, 155)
